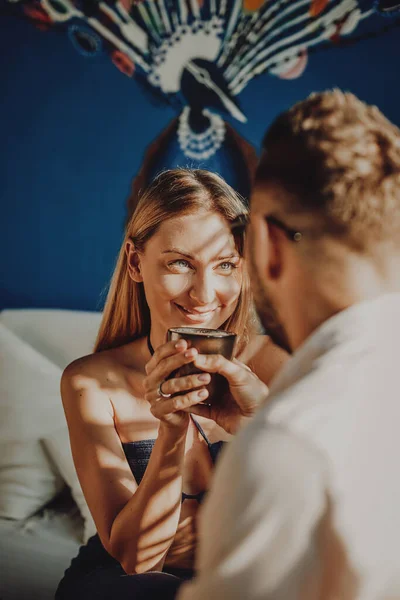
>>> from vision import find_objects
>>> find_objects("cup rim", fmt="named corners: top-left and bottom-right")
top-left (168, 327), bottom-right (236, 339)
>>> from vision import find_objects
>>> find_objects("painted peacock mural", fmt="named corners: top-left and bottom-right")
top-left (3, 0), bottom-right (400, 194)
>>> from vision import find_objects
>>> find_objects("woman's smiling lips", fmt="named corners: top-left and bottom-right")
top-left (174, 303), bottom-right (219, 323)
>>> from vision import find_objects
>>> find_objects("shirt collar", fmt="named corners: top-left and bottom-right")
top-left (268, 293), bottom-right (400, 398)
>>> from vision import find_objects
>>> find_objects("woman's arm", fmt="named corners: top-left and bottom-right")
top-left (61, 360), bottom-right (187, 575)
top-left (238, 335), bottom-right (289, 386)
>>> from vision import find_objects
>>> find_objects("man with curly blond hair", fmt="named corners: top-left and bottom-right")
top-left (179, 91), bottom-right (400, 600)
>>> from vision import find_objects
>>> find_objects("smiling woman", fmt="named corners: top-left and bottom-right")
top-left (125, 210), bottom-right (244, 343)
top-left (96, 168), bottom-right (252, 354)
top-left (55, 169), bottom-right (288, 600)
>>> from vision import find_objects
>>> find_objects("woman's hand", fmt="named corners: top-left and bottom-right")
top-left (186, 354), bottom-right (269, 434)
top-left (143, 340), bottom-right (212, 431)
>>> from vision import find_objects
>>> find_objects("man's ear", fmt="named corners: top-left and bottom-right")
top-left (252, 215), bottom-right (284, 283)
top-left (125, 240), bottom-right (143, 283)
top-left (266, 222), bottom-right (284, 281)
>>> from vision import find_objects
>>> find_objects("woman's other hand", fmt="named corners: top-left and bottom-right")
top-left (143, 340), bottom-right (212, 430)
top-left (187, 354), bottom-right (269, 434)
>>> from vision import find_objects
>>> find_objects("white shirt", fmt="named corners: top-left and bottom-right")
top-left (178, 294), bottom-right (400, 600)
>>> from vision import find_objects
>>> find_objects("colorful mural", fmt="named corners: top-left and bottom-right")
top-left (3, 0), bottom-right (400, 162)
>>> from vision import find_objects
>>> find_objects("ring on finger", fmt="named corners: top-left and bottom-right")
top-left (157, 381), bottom-right (172, 398)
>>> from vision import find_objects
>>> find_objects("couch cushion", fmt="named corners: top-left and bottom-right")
top-left (0, 309), bottom-right (101, 534)
top-left (0, 323), bottom-right (65, 518)
top-left (43, 427), bottom-right (97, 543)
top-left (0, 498), bottom-right (82, 600)
top-left (0, 309), bottom-right (102, 369)
top-left (0, 322), bottom-right (66, 440)
top-left (0, 440), bottom-right (64, 520)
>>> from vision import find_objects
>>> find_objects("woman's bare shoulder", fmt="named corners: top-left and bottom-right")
top-left (62, 337), bottom-right (146, 397)
top-left (63, 350), bottom-right (118, 385)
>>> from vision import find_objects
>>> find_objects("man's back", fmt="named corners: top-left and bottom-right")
top-left (264, 293), bottom-right (400, 598)
top-left (180, 294), bottom-right (400, 599)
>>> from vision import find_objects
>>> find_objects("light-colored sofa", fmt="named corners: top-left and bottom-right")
top-left (0, 309), bottom-right (103, 600)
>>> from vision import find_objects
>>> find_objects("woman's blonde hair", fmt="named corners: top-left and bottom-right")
top-left (94, 168), bottom-right (255, 353)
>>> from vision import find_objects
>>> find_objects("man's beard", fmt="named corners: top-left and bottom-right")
top-left (249, 248), bottom-right (292, 354)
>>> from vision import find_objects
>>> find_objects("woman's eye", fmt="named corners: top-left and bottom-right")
top-left (169, 259), bottom-right (192, 270)
top-left (218, 261), bottom-right (238, 272)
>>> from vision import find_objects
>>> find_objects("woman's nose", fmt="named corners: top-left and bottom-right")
top-left (189, 273), bottom-right (216, 305)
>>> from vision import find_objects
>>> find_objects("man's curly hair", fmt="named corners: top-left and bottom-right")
top-left (256, 90), bottom-right (400, 252)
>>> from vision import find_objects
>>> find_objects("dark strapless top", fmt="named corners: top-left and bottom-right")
top-left (122, 417), bottom-right (224, 504)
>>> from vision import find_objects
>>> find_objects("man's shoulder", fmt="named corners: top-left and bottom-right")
top-left (225, 414), bottom-right (329, 497)
top-left (265, 335), bottom-right (398, 441)
top-left (204, 416), bottom-right (329, 552)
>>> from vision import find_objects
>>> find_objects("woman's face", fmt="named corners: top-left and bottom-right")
top-left (131, 210), bottom-right (243, 339)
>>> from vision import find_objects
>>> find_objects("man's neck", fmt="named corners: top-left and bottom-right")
top-left (288, 256), bottom-right (400, 352)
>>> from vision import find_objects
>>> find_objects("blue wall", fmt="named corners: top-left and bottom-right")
top-left (1, 16), bottom-right (399, 312)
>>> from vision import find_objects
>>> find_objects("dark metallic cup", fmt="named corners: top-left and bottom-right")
top-left (167, 327), bottom-right (237, 406)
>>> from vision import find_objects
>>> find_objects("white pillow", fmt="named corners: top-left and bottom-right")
top-left (0, 323), bottom-right (65, 518)
top-left (0, 323), bottom-right (65, 440)
top-left (0, 309), bottom-right (102, 369)
top-left (43, 427), bottom-right (97, 543)
top-left (0, 310), bottom-right (102, 536)
top-left (0, 441), bottom-right (64, 519)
